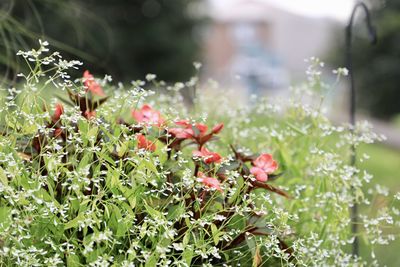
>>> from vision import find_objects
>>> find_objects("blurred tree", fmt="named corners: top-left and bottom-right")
top-left (329, 0), bottom-right (400, 120)
top-left (0, 0), bottom-right (203, 84)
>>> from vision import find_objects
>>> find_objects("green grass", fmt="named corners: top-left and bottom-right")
top-left (358, 143), bottom-right (400, 266)
top-left (359, 143), bottom-right (400, 190)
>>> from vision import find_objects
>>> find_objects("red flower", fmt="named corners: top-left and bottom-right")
top-left (84, 110), bottom-right (96, 120)
top-left (168, 128), bottom-right (192, 139)
top-left (250, 154), bottom-right (278, 182)
top-left (168, 120), bottom-right (224, 147)
top-left (211, 123), bottom-right (224, 134)
top-left (197, 172), bottom-right (222, 192)
top-left (194, 123), bottom-right (208, 135)
top-left (51, 103), bottom-right (64, 124)
top-left (132, 104), bottom-right (165, 126)
top-left (137, 134), bottom-right (156, 152)
top-left (167, 120), bottom-right (193, 139)
top-left (194, 122), bottom-right (223, 147)
top-left (83, 70), bottom-right (106, 97)
top-left (193, 147), bottom-right (222, 164)
top-left (47, 103), bottom-right (65, 139)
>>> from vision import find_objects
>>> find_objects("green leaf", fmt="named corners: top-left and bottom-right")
top-left (37, 188), bottom-right (56, 203)
top-left (66, 254), bottom-right (81, 267)
top-left (86, 246), bottom-right (107, 264)
top-left (116, 141), bottom-right (128, 157)
top-left (227, 215), bottom-right (246, 230)
top-left (143, 158), bottom-right (158, 174)
top-left (87, 126), bottom-right (99, 140)
top-left (108, 204), bottom-right (127, 235)
top-left (145, 253), bottom-right (158, 267)
top-left (144, 200), bottom-right (164, 220)
top-left (120, 201), bottom-right (135, 216)
top-left (121, 188), bottom-right (136, 209)
top-left (78, 119), bottom-right (89, 135)
top-left (167, 203), bottom-right (185, 220)
top-left (78, 154), bottom-right (92, 170)
top-left (183, 231), bottom-right (191, 246)
top-left (182, 247), bottom-right (193, 265)
top-left (110, 169), bottom-right (122, 188)
top-left (100, 153), bottom-right (116, 166)
top-left (228, 176), bottom-right (244, 205)
top-left (64, 213), bottom-right (84, 230)
top-left (0, 206), bottom-right (11, 230)
top-left (0, 167), bottom-right (8, 185)
top-left (155, 144), bottom-right (168, 164)
top-left (22, 124), bottom-right (38, 135)
top-left (211, 223), bottom-right (220, 245)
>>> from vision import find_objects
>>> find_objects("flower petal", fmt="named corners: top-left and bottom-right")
top-left (211, 123), bottom-right (224, 134)
top-left (132, 104), bottom-right (164, 126)
top-left (250, 167), bottom-right (269, 182)
top-left (52, 103), bottom-right (64, 123)
top-left (197, 174), bottom-right (222, 192)
top-left (137, 134), bottom-right (156, 151)
top-left (83, 70), bottom-right (106, 97)
top-left (253, 153), bottom-right (278, 174)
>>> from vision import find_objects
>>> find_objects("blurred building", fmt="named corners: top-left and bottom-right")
top-left (204, 0), bottom-right (340, 94)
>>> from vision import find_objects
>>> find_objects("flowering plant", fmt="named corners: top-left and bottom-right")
top-left (0, 42), bottom-right (398, 266)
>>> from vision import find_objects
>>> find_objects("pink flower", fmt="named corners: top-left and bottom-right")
top-left (168, 120), bottom-right (198, 139)
top-left (211, 123), bottom-right (224, 134)
top-left (83, 70), bottom-right (106, 97)
top-left (132, 104), bottom-right (165, 126)
top-left (170, 120), bottom-right (209, 137)
top-left (250, 154), bottom-right (278, 182)
top-left (137, 134), bottom-right (156, 151)
top-left (193, 147), bottom-right (222, 164)
top-left (168, 120), bottom-right (224, 147)
top-left (168, 127), bottom-right (193, 139)
top-left (194, 123), bottom-right (209, 135)
top-left (197, 172), bottom-right (222, 192)
top-left (51, 103), bottom-right (64, 124)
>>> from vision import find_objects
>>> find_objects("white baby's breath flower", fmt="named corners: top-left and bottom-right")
top-left (333, 67), bottom-right (349, 76)
top-left (193, 61), bottom-right (202, 70)
top-left (145, 73), bottom-right (156, 81)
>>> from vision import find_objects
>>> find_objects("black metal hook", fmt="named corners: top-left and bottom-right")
top-left (345, 1), bottom-right (377, 257)
top-left (346, 1), bottom-right (377, 125)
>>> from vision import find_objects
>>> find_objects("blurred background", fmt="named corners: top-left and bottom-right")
top-left (0, 0), bottom-right (399, 264)
top-left (1, 0), bottom-right (399, 122)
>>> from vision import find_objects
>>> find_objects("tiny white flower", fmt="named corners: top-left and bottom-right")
top-left (193, 61), bottom-right (202, 70)
top-left (333, 67), bottom-right (349, 76)
top-left (145, 73), bottom-right (157, 81)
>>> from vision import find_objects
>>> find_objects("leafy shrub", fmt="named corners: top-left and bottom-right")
top-left (0, 42), bottom-right (398, 266)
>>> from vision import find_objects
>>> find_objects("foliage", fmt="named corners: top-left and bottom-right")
top-left (0, 42), bottom-right (399, 266)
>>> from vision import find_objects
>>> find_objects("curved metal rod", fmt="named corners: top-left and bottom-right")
top-left (346, 1), bottom-right (377, 125)
top-left (345, 1), bottom-right (377, 257)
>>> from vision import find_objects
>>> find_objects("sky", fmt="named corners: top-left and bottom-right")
top-left (210, 0), bottom-right (356, 21)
